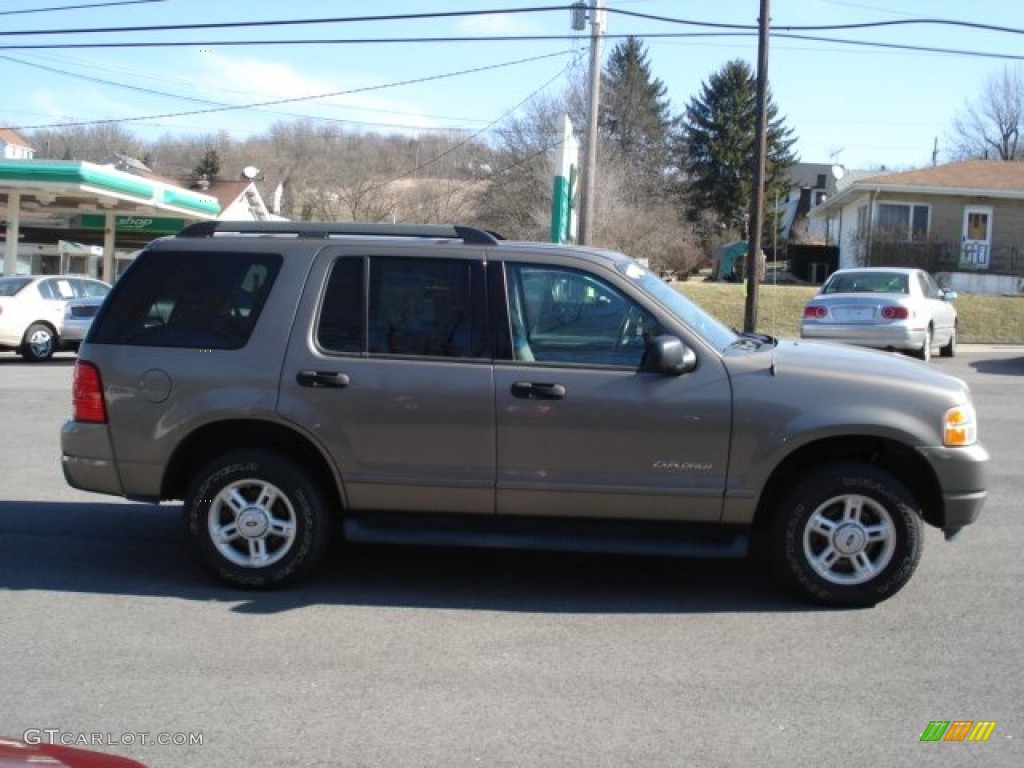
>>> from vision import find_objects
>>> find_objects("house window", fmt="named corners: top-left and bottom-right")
top-left (856, 204), bottom-right (870, 238)
top-left (876, 203), bottom-right (929, 241)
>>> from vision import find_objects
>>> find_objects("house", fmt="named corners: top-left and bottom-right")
top-left (201, 178), bottom-right (283, 221)
top-left (779, 162), bottom-right (844, 242)
top-left (809, 159), bottom-right (1024, 294)
top-left (0, 128), bottom-right (34, 160)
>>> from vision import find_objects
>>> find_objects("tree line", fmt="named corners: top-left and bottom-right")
top-left (24, 38), bottom-right (1021, 274)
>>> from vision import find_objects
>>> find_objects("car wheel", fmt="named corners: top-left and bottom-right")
top-left (940, 326), bottom-right (956, 358)
top-left (20, 323), bottom-right (57, 362)
top-left (914, 327), bottom-right (932, 362)
top-left (185, 451), bottom-right (331, 588)
top-left (770, 462), bottom-right (923, 607)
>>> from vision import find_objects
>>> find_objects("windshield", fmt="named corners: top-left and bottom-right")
top-left (0, 277), bottom-right (32, 297)
top-left (615, 259), bottom-right (739, 352)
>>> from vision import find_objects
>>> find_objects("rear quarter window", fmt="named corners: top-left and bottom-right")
top-left (90, 250), bottom-right (281, 349)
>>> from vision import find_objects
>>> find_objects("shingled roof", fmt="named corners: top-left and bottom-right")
top-left (864, 159), bottom-right (1024, 193)
top-left (813, 159), bottom-right (1024, 216)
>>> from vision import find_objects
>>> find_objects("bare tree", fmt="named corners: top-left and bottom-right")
top-left (950, 65), bottom-right (1024, 161)
top-left (28, 122), bottom-right (146, 163)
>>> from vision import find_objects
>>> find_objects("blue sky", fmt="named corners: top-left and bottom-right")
top-left (2, 0), bottom-right (1022, 172)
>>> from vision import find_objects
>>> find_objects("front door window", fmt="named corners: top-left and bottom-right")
top-left (962, 206), bottom-right (993, 268)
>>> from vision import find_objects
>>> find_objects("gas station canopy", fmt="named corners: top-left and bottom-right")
top-left (1, 159), bottom-right (221, 280)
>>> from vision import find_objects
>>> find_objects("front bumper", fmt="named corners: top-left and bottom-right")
top-left (916, 442), bottom-right (989, 530)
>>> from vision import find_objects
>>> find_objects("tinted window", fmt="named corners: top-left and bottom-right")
top-left (318, 256), bottom-right (486, 359)
top-left (317, 257), bottom-right (365, 354)
top-left (371, 257), bottom-right (485, 358)
top-left (91, 251), bottom-right (280, 349)
top-left (507, 264), bottom-right (660, 367)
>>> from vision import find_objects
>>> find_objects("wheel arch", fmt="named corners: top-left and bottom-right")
top-left (20, 319), bottom-right (59, 344)
top-left (161, 419), bottom-right (344, 514)
top-left (752, 435), bottom-right (943, 538)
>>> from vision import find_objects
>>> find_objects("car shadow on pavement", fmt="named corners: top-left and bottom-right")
top-left (0, 500), bottom-right (826, 615)
top-left (0, 354), bottom-right (77, 367)
top-left (970, 354), bottom-right (1024, 376)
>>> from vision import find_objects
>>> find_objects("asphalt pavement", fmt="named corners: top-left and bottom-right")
top-left (1, 347), bottom-right (1021, 768)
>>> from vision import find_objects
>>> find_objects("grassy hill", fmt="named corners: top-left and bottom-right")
top-left (674, 280), bottom-right (1024, 344)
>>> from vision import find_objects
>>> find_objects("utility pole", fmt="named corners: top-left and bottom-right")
top-left (744, 0), bottom-right (771, 333)
top-left (578, 0), bottom-right (604, 246)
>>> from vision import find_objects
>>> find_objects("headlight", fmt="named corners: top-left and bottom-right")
top-left (944, 403), bottom-right (977, 447)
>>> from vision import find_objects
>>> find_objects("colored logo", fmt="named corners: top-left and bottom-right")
top-left (920, 721), bottom-right (997, 742)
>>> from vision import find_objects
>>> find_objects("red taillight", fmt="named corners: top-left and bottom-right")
top-left (72, 360), bottom-right (107, 423)
top-left (881, 306), bottom-right (910, 319)
top-left (803, 305), bottom-right (827, 319)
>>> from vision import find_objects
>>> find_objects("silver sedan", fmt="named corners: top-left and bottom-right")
top-left (800, 267), bottom-right (958, 362)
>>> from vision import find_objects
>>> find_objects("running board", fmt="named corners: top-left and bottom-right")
top-left (343, 514), bottom-right (749, 559)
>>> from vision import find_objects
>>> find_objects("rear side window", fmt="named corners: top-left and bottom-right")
top-left (90, 251), bottom-right (281, 349)
top-left (317, 256), bottom-right (487, 359)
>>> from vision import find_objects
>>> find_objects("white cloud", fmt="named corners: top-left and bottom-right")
top-left (192, 52), bottom-right (444, 133)
top-left (457, 12), bottom-right (539, 36)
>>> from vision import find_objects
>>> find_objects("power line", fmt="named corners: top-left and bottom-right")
top-left (379, 59), bottom-right (575, 190)
top-left (3, 30), bottom-right (1024, 63)
top-left (775, 32), bottom-right (1024, 61)
top-left (9, 50), bottom-right (576, 132)
top-left (0, 0), bottom-right (164, 17)
top-left (6, 6), bottom-right (1023, 38)
top-left (609, 8), bottom-right (1024, 36)
top-left (0, 53), bottom-right (496, 132)
top-left (0, 6), bottom-right (574, 36)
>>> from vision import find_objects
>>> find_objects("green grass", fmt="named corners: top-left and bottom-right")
top-left (674, 280), bottom-right (1024, 344)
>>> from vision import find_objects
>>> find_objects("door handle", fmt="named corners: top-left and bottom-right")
top-left (296, 370), bottom-right (350, 389)
top-left (510, 381), bottom-right (566, 400)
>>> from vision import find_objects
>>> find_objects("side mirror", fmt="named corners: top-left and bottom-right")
top-left (942, 290), bottom-right (958, 301)
top-left (641, 335), bottom-right (697, 376)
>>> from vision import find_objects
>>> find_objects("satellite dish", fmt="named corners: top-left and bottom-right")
top-left (242, 166), bottom-right (260, 180)
top-left (831, 164), bottom-right (845, 180)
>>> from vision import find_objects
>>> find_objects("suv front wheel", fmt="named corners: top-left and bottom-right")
top-left (771, 462), bottom-right (923, 606)
top-left (185, 451), bottom-right (330, 588)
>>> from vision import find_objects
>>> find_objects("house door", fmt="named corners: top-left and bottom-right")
top-left (962, 206), bottom-right (992, 268)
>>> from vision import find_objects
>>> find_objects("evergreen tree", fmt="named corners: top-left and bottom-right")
top-left (674, 59), bottom-right (797, 234)
top-left (192, 147), bottom-right (221, 182)
top-left (599, 37), bottom-right (673, 199)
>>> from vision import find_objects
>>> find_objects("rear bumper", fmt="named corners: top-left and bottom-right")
top-left (61, 420), bottom-right (124, 496)
top-left (916, 443), bottom-right (989, 529)
top-left (801, 323), bottom-right (925, 351)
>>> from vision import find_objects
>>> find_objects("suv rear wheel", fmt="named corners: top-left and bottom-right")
top-left (185, 451), bottom-right (330, 588)
top-left (770, 462), bottom-right (923, 606)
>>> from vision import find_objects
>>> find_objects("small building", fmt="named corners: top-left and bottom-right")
top-left (809, 160), bottom-right (1024, 294)
top-left (0, 128), bottom-right (34, 160)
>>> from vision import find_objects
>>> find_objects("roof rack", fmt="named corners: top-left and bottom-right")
top-left (176, 221), bottom-right (502, 245)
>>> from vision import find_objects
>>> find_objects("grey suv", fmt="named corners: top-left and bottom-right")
top-left (61, 222), bottom-right (989, 606)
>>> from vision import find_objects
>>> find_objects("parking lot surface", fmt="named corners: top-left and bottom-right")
top-left (1, 347), bottom-right (1022, 767)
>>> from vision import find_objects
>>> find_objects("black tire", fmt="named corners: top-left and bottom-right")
top-left (939, 326), bottom-right (956, 358)
top-left (20, 322), bottom-right (57, 362)
top-left (770, 462), bottom-right (923, 607)
top-left (185, 451), bottom-right (331, 588)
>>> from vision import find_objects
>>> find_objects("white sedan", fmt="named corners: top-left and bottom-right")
top-left (0, 275), bottom-right (110, 361)
top-left (800, 267), bottom-right (958, 362)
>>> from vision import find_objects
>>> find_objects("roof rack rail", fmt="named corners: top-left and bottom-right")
top-left (176, 221), bottom-right (502, 245)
